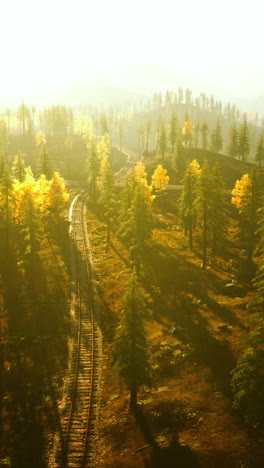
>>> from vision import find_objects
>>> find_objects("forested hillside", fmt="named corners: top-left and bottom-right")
top-left (0, 94), bottom-right (264, 468)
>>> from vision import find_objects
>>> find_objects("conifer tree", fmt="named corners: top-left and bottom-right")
top-left (145, 119), bottom-right (152, 153)
top-left (112, 271), bottom-right (151, 408)
top-left (211, 161), bottom-right (228, 250)
top-left (200, 121), bottom-right (209, 150)
top-left (169, 112), bottom-right (178, 152)
top-left (255, 136), bottom-right (264, 168)
top-left (182, 117), bottom-right (195, 147)
top-left (0, 164), bottom-right (14, 248)
top-left (20, 193), bottom-right (41, 257)
top-left (195, 160), bottom-right (213, 268)
top-left (228, 124), bottom-right (239, 158)
top-left (231, 167), bottom-right (261, 262)
top-left (179, 159), bottom-right (201, 249)
top-left (158, 118), bottom-right (167, 159)
top-left (210, 119), bottom-right (223, 153)
top-left (194, 121), bottom-right (200, 148)
top-left (118, 165), bottom-right (153, 272)
top-left (238, 118), bottom-right (250, 162)
top-left (86, 133), bottom-right (100, 202)
top-left (47, 172), bottom-right (69, 222)
top-left (98, 154), bottom-right (116, 242)
top-left (12, 153), bottom-right (26, 182)
top-left (35, 131), bottom-right (52, 178)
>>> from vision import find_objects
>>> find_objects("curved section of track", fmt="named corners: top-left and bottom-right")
top-left (53, 191), bottom-right (100, 468)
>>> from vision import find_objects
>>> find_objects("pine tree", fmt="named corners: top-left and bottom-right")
top-left (86, 133), bottom-right (100, 202)
top-left (158, 118), bottom-right (167, 159)
top-left (169, 112), bottom-right (178, 152)
top-left (238, 118), bottom-right (250, 162)
top-left (118, 165), bottom-right (153, 272)
top-left (211, 161), bottom-right (228, 250)
top-left (20, 193), bottom-right (41, 257)
top-left (179, 159), bottom-right (201, 249)
top-left (98, 155), bottom-right (116, 243)
top-left (228, 124), bottom-right (239, 158)
top-left (195, 160), bottom-right (214, 268)
top-left (210, 119), bottom-right (223, 153)
top-left (194, 121), bottom-right (200, 148)
top-left (12, 153), bottom-right (26, 182)
top-left (182, 117), bottom-right (195, 147)
top-left (0, 164), bottom-right (14, 248)
top-left (35, 131), bottom-right (52, 178)
top-left (47, 172), bottom-right (69, 222)
top-left (200, 121), bottom-right (209, 150)
top-left (255, 136), bottom-right (264, 168)
top-left (112, 271), bottom-right (151, 408)
top-left (145, 119), bottom-right (152, 153)
top-left (231, 167), bottom-right (261, 262)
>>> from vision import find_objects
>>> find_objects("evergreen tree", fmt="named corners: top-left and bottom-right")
top-left (210, 119), bottom-right (223, 153)
top-left (182, 117), bottom-right (195, 147)
top-left (20, 193), bottom-right (41, 257)
top-left (158, 118), bottom-right (167, 159)
top-left (179, 159), bottom-right (201, 249)
top-left (238, 118), bottom-right (250, 162)
top-left (195, 160), bottom-right (213, 268)
top-left (200, 121), bottom-right (209, 150)
top-left (231, 167), bottom-right (261, 262)
top-left (255, 136), bottom-right (264, 168)
top-left (86, 133), bottom-right (100, 202)
top-left (0, 164), bottom-right (14, 249)
top-left (118, 165), bottom-right (153, 272)
top-left (194, 121), bottom-right (200, 148)
top-left (211, 161), bottom-right (228, 250)
top-left (112, 271), bottom-right (151, 408)
top-left (169, 113), bottom-right (178, 152)
top-left (48, 172), bottom-right (69, 223)
top-left (12, 154), bottom-right (26, 182)
top-left (228, 124), bottom-right (239, 158)
top-left (98, 155), bottom-right (116, 243)
top-left (145, 119), bottom-right (152, 153)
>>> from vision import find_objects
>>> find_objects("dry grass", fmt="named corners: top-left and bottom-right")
top-left (86, 200), bottom-right (264, 468)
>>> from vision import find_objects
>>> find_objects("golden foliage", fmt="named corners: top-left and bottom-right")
top-left (35, 131), bottom-right (46, 147)
top-left (182, 118), bottom-right (195, 137)
top-left (151, 164), bottom-right (169, 191)
top-left (231, 174), bottom-right (250, 212)
top-left (97, 133), bottom-right (111, 160)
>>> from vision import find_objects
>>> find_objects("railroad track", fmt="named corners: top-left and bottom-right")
top-left (52, 191), bottom-right (100, 468)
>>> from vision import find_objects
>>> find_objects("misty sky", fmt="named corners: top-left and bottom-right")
top-left (1, 0), bottom-right (264, 103)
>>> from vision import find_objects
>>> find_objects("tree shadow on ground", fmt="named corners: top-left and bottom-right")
top-left (133, 406), bottom-right (200, 468)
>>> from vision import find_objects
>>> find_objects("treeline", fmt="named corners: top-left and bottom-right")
top-left (0, 124), bottom-right (69, 332)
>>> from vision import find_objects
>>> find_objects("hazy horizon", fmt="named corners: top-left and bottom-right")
top-left (1, 0), bottom-right (264, 110)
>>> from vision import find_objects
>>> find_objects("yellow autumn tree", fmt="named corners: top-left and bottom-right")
top-left (151, 164), bottom-right (169, 192)
top-left (35, 131), bottom-right (46, 148)
top-left (182, 118), bottom-right (195, 147)
top-left (12, 167), bottom-right (40, 224)
top-left (97, 133), bottom-right (111, 160)
top-left (231, 173), bottom-right (250, 212)
top-left (47, 172), bottom-right (69, 221)
top-left (133, 161), bottom-right (153, 203)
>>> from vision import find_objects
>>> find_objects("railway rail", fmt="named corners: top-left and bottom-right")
top-left (52, 191), bottom-right (100, 468)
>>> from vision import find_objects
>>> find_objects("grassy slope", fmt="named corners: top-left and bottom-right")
top-left (86, 151), bottom-right (264, 468)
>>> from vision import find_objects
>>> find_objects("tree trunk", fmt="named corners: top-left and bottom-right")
top-left (130, 386), bottom-right (137, 409)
